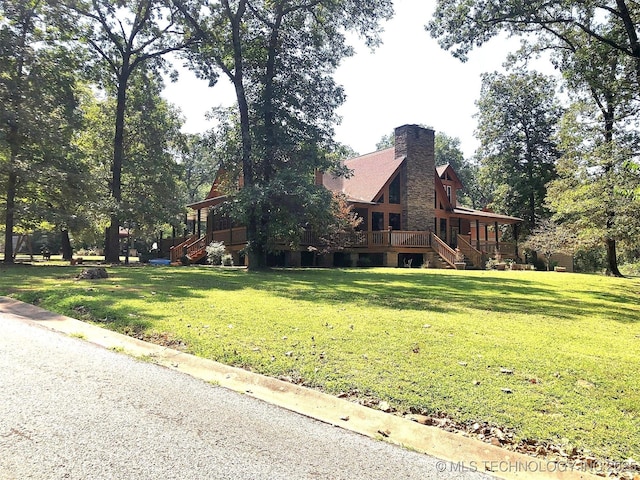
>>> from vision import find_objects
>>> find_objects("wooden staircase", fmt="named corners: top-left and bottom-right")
top-left (169, 233), bottom-right (212, 264)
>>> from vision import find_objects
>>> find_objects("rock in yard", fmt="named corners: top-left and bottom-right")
top-left (76, 268), bottom-right (108, 280)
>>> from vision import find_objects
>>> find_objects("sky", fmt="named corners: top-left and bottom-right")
top-left (161, 0), bottom-right (524, 159)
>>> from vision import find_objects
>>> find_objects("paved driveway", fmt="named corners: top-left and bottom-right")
top-left (0, 313), bottom-right (493, 480)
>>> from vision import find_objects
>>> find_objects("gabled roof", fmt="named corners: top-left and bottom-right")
top-left (323, 148), bottom-right (404, 203)
top-left (434, 172), bottom-right (453, 210)
top-left (436, 163), bottom-right (463, 189)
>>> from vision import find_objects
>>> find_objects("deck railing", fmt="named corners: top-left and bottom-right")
top-left (471, 240), bottom-right (518, 258)
top-left (457, 235), bottom-right (484, 268)
top-left (430, 232), bottom-right (457, 268)
top-left (175, 228), bottom-right (516, 265)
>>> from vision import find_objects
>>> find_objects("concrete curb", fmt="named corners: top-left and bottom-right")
top-left (0, 296), bottom-right (600, 480)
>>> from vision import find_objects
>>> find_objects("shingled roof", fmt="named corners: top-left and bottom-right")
top-left (322, 148), bottom-right (405, 203)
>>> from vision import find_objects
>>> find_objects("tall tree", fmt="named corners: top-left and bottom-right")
top-left (65, 0), bottom-right (197, 262)
top-left (1, 0), bottom-right (82, 263)
top-left (427, 0), bottom-right (640, 87)
top-left (547, 26), bottom-right (640, 276)
top-left (176, 0), bottom-right (393, 270)
top-left (77, 68), bottom-right (186, 247)
top-left (475, 70), bottom-right (562, 233)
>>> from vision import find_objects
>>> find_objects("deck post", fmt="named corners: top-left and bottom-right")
top-left (385, 251), bottom-right (398, 268)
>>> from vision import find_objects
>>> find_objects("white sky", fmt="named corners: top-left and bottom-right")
top-left (161, 0), bottom-right (526, 158)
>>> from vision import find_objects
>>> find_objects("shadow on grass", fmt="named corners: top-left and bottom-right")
top-left (2, 264), bottom-right (639, 325)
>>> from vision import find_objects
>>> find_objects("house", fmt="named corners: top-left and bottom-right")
top-left (171, 124), bottom-right (522, 268)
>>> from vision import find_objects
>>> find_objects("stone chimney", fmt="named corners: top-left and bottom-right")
top-left (394, 124), bottom-right (435, 231)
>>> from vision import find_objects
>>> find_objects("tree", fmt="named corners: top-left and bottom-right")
top-left (547, 103), bottom-right (640, 276)
top-left (308, 192), bottom-right (362, 256)
top-left (524, 218), bottom-right (575, 270)
top-left (177, 0), bottom-right (393, 270)
top-left (546, 20), bottom-right (640, 276)
top-left (427, 0), bottom-right (640, 87)
top-left (76, 68), bottom-right (186, 250)
top-left (475, 70), bottom-right (562, 233)
top-left (177, 133), bottom-right (219, 206)
top-left (1, 1), bottom-right (83, 263)
top-left (66, 0), bottom-right (197, 262)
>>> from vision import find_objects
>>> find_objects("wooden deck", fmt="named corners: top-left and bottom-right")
top-left (170, 228), bottom-right (518, 269)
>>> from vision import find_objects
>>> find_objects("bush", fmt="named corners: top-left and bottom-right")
top-left (221, 253), bottom-right (234, 267)
top-left (206, 241), bottom-right (226, 265)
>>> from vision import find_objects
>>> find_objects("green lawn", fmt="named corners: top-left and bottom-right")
top-left (1, 263), bottom-right (638, 463)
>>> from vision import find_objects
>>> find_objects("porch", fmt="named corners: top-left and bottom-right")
top-left (169, 227), bottom-right (518, 269)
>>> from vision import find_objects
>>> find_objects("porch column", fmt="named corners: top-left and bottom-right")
top-left (495, 221), bottom-right (499, 251)
top-left (385, 252), bottom-right (398, 268)
top-left (475, 220), bottom-right (480, 250)
top-left (514, 224), bottom-right (520, 260)
top-left (197, 209), bottom-right (202, 237)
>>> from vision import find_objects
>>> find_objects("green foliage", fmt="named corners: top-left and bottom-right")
top-left (427, 0), bottom-right (640, 86)
top-left (523, 219), bottom-right (576, 271)
top-left (475, 69), bottom-right (562, 233)
top-left (67, 0), bottom-right (197, 262)
top-left (176, 133), bottom-right (219, 205)
top-left (0, 1), bottom-right (85, 262)
top-left (179, 0), bottom-right (394, 269)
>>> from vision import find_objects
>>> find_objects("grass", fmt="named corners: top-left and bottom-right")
top-left (0, 262), bottom-right (638, 462)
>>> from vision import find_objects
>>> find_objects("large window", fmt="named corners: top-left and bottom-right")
top-left (372, 212), bottom-right (384, 231)
top-left (354, 208), bottom-right (368, 231)
top-left (389, 175), bottom-right (401, 204)
top-left (389, 213), bottom-right (401, 231)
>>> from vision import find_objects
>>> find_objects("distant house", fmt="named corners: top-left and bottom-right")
top-left (172, 124), bottom-right (522, 268)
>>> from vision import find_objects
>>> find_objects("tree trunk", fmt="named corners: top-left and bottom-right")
top-left (606, 238), bottom-right (623, 277)
top-left (246, 213), bottom-right (267, 270)
top-left (60, 228), bottom-right (73, 260)
top-left (105, 66), bottom-right (130, 263)
top-left (3, 170), bottom-right (17, 265)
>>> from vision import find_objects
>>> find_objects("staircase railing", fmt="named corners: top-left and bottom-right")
top-left (456, 235), bottom-right (484, 268)
top-left (169, 234), bottom-right (198, 263)
top-left (430, 232), bottom-right (457, 268)
top-left (185, 232), bottom-right (213, 260)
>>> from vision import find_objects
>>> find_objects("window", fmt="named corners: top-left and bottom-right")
top-left (372, 212), bottom-right (384, 231)
top-left (389, 175), bottom-right (401, 204)
top-left (445, 185), bottom-right (452, 202)
top-left (377, 194), bottom-right (384, 204)
top-left (389, 213), bottom-right (401, 231)
top-left (354, 208), bottom-right (368, 231)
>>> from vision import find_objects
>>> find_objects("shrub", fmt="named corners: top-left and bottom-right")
top-left (206, 241), bottom-right (226, 265)
top-left (221, 253), bottom-right (234, 267)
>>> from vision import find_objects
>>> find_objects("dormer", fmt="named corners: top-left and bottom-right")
top-left (436, 164), bottom-right (463, 208)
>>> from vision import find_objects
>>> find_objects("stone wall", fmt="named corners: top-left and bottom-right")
top-left (394, 125), bottom-right (435, 232)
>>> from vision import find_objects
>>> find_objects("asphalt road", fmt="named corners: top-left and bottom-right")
top-left (0, 314), bottom-right (493, 480)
